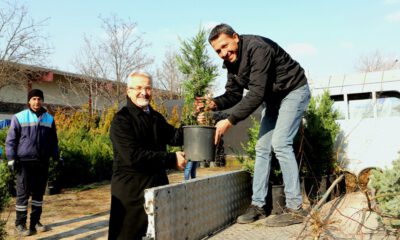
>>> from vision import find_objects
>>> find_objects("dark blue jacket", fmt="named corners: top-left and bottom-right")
top-left (5, 108), bottom-right (59, 162)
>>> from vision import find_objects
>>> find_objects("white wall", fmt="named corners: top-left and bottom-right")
top-left (0, 84), bottom-right (26, 103)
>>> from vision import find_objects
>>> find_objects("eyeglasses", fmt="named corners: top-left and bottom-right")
top-left (128, 86), bottom-right (152, 92)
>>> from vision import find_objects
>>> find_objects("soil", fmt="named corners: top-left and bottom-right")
top-left (1, 166), bottom-right (240, 240)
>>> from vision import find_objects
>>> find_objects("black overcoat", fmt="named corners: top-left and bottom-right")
top-left (108, 98), bottom-right (183, 240)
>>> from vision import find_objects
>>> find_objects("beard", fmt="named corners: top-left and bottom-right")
top-left (135, 98), bottom-right (150, 107)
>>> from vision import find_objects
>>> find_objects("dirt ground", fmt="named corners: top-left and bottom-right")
top-left (2, 166), bottom-right (240, 240)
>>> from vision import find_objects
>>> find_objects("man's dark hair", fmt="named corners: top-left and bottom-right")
top-left (208, 23), bottom-right (237, 43)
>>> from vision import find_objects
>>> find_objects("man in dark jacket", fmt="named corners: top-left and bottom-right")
top-left (108, 71), bottom-right (187, 240)
top-left (6, 89), bottom-right (59, 236)
top-left (197, 24), bottom-right (311, 227)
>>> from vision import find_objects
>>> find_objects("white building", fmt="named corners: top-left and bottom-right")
top-left (312, 70), bottom-right (400, 176)
top-left (0, 63), bottom-right (122, 120)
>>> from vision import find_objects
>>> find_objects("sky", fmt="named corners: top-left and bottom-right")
top-left (4, 0), bottom-right (400, 95)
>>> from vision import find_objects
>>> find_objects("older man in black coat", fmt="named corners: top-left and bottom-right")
top-left (108, 71), bottom-right (187, 240)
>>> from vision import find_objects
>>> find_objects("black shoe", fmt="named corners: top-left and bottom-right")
top-left (31, 221), bottom-right (50, 233)
top-left (265, 208), bottom-right (308, 227)
top-left (15, 224), bottom-right (32, 236)
top-left (237, 205), bottom-right (267, 224)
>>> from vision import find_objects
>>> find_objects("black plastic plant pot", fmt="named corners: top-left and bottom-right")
top-left (271, 184), bottom-right (286, 215)
top-left (183, 125), bottom-right (216, 162)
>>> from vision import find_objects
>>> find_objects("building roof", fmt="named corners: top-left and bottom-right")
top-left (312, 70), bottom-right (400, 95)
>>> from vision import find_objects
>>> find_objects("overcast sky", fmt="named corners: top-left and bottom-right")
top-left (4, 0), bottom-right (400, 94)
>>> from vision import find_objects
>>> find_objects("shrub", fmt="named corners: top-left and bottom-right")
top-left (54, 105), bottom-right (116, 187)
top-left (237, 116), bottom-right (259, 176)
top-left (0, 128), bottom-right (11, 239)
top-left (237, 116), bottom-right (282, 183)
top-left (0, 162), bottom-right (11, 240)
top-left (297, 90), bottom-right (340, 177)
top-left (167, 106), bottom-right (181, 127)
top-left (369, 158), bottom-right (400, 220)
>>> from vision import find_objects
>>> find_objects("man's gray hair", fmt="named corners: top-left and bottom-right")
top-left (208, 23), bottom-right (237, 43)
top-left (127, 70), bottom-right (153, 87)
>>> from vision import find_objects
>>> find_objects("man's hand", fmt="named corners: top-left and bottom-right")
top-left (194, 96), bottom-right (217, 113)
top-left (7, 160), bottom-right (15, 172)
top-left (175, 151), bottom-right (187, 171)
top-left (197, 112), bottom-right (206, 125)
top-left (214, 119), bottom-right (233, 144)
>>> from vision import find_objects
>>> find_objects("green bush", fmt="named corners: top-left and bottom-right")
top-left (0, 128), bottom-right (11, 239)
top-left (54, 106), bottom-right (115, 188)
top-left (0, 162), bottom-right (11, 207)
top-left (369, 158), bottom-right (400, 220)
top-left (0, 128), bottom-right (7, 151)
top-left (82, 133), bottom-right (113, 181)
top-left (237, 116), bottom-right (282, 184)
top-left (0, 162), bottom-right (11, 240)
top-left (56, 129), bottom-right (92, 187)
top-left (237, 116), bottom-right (259, 176)
top-left (56, 123), bottom-right (113, 188)
top-left (297, 90), bottom-right (340, 177)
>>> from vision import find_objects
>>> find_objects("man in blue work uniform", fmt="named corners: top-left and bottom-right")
top-left (6, 89), bottom-right (60, 236)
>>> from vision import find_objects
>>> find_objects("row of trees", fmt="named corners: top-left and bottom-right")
top-left (2, 0), bottom-right (399, 111)
top-left (0, 0), bottom-right (182, 111)
top-left (0, 1), bottom-right (51, 91)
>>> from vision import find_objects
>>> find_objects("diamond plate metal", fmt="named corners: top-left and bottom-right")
top-left (144, 170), bottom-right (251, 240)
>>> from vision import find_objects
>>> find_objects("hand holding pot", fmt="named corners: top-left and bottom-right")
top-left (197, 112), bottom-right (206, 124)
top-left (214, 119), bottom-right (232, 144)
top-left (194, 96), bottom-right (217, 112)
top-left (175, 151), bottom-right (187, 170)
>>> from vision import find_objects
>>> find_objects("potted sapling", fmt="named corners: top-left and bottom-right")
top-left (176, 27), bottom-right (219, 163)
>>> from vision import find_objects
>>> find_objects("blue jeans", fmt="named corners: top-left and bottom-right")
top-left (184, 161), bottom-right (198, 180)
top-left (251, 84), bottom-right (310, 210)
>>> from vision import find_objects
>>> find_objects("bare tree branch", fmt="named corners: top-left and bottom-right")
top-left (72, 14), bottom-right (153, 110)
top-left (154, 48), bottom-right (185, 100)
top-left (355, 50), bottom-right (399, 73)
top-left (0, 0), bottom-right (51, 93)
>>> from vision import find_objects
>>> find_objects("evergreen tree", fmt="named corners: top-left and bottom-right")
top-left (176, 28), bottom-right (218, 125)
top-left (298, 90), bottom-right (340, 176)
top-left (238, 116), bottom-right (259, 176)
top-left (369, 158), bottom-right (400, 222)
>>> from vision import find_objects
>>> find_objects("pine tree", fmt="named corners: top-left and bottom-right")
top-left (176, 28), bottom-right (218, 125)
top-left (298, 90), bottom-right (340, 177)
top-left (237, 116), bottom-right (259, 176)
top-left (369, 158), bottom-right (400, 222)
